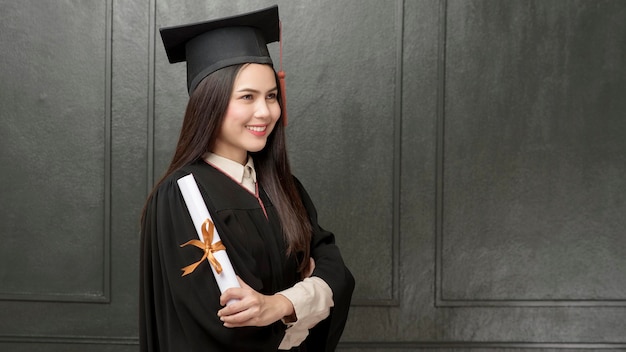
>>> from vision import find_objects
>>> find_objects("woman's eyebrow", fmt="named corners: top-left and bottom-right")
top-left (235, 86), bottom-right (278, 93)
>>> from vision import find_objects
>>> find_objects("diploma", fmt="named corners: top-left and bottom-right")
top-left (177, 173), bottom-right (240, 297)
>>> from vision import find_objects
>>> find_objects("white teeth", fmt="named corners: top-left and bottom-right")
top-left (247, 126), bottom-right (266, 132)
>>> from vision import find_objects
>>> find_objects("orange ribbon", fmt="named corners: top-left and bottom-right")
top-left (180, 219), bottom-right (226, 276)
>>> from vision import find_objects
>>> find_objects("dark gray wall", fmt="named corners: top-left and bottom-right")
top-left (1, 0), bottom-right (624, 350)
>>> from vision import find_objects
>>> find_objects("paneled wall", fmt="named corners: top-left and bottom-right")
top-left (1, 0), bottom-right (624, 350)
top-left (0, 0), bottom-right (147, 350)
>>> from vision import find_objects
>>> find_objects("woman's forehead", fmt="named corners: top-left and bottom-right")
top-left (232, 64), bottom-right (277, 91)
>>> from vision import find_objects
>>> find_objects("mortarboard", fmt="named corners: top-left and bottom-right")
top-left (160, 5), bottom-right (279, 94)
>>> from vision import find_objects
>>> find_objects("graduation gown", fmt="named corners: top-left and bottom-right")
top-left (140, 160), bottom-right (354, 352)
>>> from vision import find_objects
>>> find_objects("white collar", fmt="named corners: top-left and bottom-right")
top-left (203, 153), bottom-right (256, 184)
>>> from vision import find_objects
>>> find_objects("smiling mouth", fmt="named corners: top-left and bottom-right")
top-left (246, 125), bottom-right (267, 132)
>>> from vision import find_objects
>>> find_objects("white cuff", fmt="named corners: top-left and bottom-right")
top-left (277, 277), bottom-right (334, 349)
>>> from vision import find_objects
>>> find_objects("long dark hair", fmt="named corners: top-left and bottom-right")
top-left (142, 63), bottom-right (312, 274)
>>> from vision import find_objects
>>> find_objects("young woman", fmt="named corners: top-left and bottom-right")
top-left (140, 6), bottom-right (354, 352)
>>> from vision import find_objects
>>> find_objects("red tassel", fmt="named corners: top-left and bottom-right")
top-left (278, 70), bottom-right (287, 126)
top-left (278, 21), bottom-right (287, 126)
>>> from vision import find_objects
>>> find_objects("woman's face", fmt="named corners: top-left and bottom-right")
top-left (212, 63), bottom-right (281, 164)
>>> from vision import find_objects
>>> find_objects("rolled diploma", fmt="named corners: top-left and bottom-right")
top-left (177, 173), bottom-right (240, 297)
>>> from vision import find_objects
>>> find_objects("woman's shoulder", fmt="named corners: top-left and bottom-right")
top-left (150, 162), bottom-right (212, 196)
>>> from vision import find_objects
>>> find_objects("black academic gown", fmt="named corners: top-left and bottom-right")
top-left (140, 160), bottom-right (354, 352)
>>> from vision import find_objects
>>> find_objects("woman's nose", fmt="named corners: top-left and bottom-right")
top-left (254, 99), bottom-right (270, 118)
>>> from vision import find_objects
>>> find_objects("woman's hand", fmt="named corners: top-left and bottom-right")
top-left (218, 258), bottom-right (316, 328)
top-left (217, 277), bottom-right (294, 328)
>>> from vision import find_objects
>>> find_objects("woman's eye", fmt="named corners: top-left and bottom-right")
top-left (267, 93), bottom-right (277, 100)
top-left (241, 94), bottom-right (253, 100)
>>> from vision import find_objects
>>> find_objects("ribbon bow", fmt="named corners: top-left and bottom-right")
top-left (180, 219), bottom-right (226, 276)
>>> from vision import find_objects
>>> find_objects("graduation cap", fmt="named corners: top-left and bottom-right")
top-left (159, 5), bottom-right (288, 124)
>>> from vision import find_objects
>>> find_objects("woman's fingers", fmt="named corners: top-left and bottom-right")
top-left (217, 282), bottom-right (292, 328)
top-left (218, 292), bottom-right (266, 327)
top-left (218, 276), bottom-right (250, 306)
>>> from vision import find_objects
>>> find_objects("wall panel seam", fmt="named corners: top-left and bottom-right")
top-left (345, 0), bottom-right (404, 308)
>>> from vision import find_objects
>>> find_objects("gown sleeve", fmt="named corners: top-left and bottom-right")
top-left (293, 177), bottom-right (355, 351)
